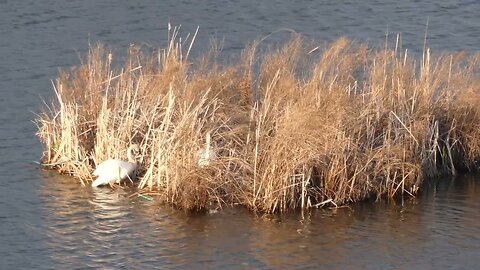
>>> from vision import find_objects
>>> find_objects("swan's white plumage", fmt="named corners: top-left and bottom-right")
top-left (196, 148), bottom-right (217, 167)
top-left (196, 131), bottom-right (217, 167)
top-left (92, 144), bottom-right (140, 187)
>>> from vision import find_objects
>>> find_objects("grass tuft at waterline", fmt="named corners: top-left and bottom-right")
top-left (35, 27), bottom-right (480, 212)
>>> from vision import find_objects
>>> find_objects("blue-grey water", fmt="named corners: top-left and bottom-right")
top-left (1, 1), bottom-right (479, 269)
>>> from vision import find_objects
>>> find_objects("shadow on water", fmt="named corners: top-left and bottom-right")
top-left (36, 170), bottom-right (480, 269)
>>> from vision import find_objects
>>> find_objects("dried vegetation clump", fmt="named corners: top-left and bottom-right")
top-left (36, 26), bottom-right (480, 212)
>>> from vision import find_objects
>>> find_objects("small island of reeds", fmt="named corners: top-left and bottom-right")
top-left (36, 26), bottom-right (480, 212)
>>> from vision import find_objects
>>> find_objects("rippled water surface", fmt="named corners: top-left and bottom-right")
top-left (1, 1), bottom-right (479, 269)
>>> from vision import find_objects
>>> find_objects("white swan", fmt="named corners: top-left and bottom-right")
top-left (92, 144), bottom-right (141, 187)
top-left (196, 131), bottom-right (217, 167)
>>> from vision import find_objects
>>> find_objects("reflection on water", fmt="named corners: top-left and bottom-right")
top-left (2, 0), bottom-right (480, 268)
top-left (35, 173), bottom-right (480, 269)
top-left (39, 174), bottom-right (189, 268)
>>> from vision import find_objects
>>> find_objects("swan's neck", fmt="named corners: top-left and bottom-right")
top-left (206, 132), bottom-right (211, 153)
top-left (127, 146), bottom-right (137, 164)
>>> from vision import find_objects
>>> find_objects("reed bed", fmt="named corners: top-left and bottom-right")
top-left (36, 27), bottom-right (480, 212)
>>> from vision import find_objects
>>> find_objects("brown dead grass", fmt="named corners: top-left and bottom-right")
top-left (36, 26), bottom-right (480, 212)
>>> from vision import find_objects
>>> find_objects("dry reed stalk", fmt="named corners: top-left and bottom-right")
top-left (36, 27), bottom-right (480, 212)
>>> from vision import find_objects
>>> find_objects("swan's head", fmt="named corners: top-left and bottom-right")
top-left (127, 144), bottom-right (141, 162)
top-left (130, 144), bottom-right (141, 152)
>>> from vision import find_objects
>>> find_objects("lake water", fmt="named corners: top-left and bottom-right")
top-left (1, 1), bottom-right (479, 269)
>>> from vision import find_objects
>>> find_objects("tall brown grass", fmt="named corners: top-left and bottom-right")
top-left (36, 26), bottom-right (480, 212)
